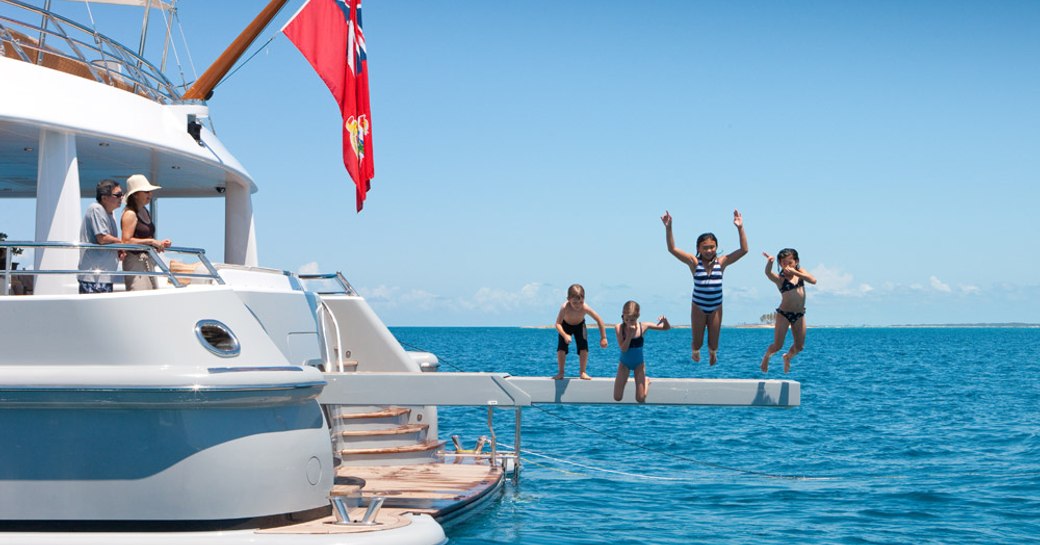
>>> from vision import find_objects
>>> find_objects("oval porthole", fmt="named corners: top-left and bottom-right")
top-left (195, 320), bottom-right (241, 357)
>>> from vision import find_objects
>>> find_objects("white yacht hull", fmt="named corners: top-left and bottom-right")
top-left (0, 514), bottom-right (447, 545)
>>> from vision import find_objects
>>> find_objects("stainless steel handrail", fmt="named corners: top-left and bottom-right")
top-left (0, 241), bottom-right (223, 295)
top-left (298, 272), bottom-right (358, 296)
top-left (0, 0), bottom-right (181, 102)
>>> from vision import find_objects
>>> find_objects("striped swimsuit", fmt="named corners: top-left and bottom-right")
top-left (692, 260), bottom-right (723, 314)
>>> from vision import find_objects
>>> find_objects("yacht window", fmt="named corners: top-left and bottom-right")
top-left (195, 320), bottom-right (241, 357)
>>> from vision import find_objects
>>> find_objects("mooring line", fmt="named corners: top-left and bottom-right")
top-left (527, 405), bottom-right (827, 481)
top-left (396, 340), bottom-right (829, 481)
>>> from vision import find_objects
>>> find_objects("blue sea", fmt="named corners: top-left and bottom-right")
top-left (390, 327), bottom-right (1040, 545)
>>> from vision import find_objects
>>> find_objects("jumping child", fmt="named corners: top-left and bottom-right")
top-left (554, 284), bottom-right (608, 380)
top-left (760, 249), bottom-right (817, 373)
top-left (661, 209), bottom-right (748, 365)
top-left (614, 301), bottom-right (670, 403)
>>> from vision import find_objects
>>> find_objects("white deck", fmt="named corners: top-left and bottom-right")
top-left (320, 373), bottom-right (799, 407)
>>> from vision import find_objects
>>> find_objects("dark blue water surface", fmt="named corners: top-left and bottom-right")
top-left (390, 327), bottom-right (1040, 544)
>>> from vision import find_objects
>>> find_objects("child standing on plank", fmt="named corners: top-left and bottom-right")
top-left (554, 284), bottom-right (608, 380)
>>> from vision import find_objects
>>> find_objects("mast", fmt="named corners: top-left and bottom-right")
top-left (182, 0), bottom-right (289, 100)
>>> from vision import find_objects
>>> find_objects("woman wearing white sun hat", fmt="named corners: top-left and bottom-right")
top-left (120, 174), bottom-right (172, 290)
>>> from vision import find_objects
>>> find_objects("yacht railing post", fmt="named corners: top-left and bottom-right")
top-left (487, 406), bottom-right (496, 468)
top-left (36, 0), bottom-right (51, 64)
top-left (2, 249), bottom-right (11, 296)
top-left (514, 407), bottom-right (522, 482)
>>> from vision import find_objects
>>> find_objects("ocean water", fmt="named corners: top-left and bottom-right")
top-left (390, 327), bottom-right (1040, 544)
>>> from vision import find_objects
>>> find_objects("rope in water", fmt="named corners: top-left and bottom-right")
top-left (498, 442), bottom-right (697, 481)
top-left (397, 341), bottom-right (827, 481)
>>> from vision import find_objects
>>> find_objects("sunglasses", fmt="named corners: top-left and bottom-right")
top-left (108, 192), bottom-right (124, 198)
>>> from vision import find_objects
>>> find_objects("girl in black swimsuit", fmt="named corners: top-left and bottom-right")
top-left (760, 248), bottom-right (817, 373)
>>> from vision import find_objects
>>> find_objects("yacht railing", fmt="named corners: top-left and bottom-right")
top-left (0, 241), bottom-right (222, 295)
top-left (0, 0), bottom-right (181, 102)
top-left (298, 273), bottom-right (358, 296)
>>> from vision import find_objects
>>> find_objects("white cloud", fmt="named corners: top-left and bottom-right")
top-left (359, 284), bottom-right (441, 310)
top-left (297, 261), bottom-right (321, 275)
top-left (812, 264), bottom-right (873, 297)
top-left (463, 282), bottom-right (554, 313)
top-left (929, 276), bottom-right (952, 293)
top-left (959, 284), bottom-right (981, 295)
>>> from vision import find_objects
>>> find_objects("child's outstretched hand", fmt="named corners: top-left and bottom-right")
top-left (733, 209), bottom-right (743, 228)
top-left (661, 211), bottom-right (672, 228)
top-left (763, 251), bottom-right (774, 264)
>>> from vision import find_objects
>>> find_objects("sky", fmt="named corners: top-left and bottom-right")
top-left (4, 1), bottom-right (1039, 326)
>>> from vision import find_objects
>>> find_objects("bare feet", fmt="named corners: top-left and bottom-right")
top-left (637, 378), bottom-right (651, 403)
top-left (552, 373), bottom-right (564, 380)
top-left (691, 350), bottom-right (701, 362)
top-left (782, 352), bottom-right (793, 373)
top-left (760, 353), bottom-right (770, 373)
top-left (709, 350), bottom-right (718, 366)
top-left (579, 373), bottom-right (592, 380)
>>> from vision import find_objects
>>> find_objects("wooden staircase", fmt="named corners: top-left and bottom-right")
top-left (330, 405), bottom-right (445, 466)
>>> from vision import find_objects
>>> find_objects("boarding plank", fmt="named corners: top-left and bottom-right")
top-left (320, 373), bottom-right (799, 407)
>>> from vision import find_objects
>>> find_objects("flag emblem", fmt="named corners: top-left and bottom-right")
top-left (284, 0), bottom-right (374, 211)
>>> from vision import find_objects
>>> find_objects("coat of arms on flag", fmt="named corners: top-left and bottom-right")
top-left (283, 0), bottom-right (374, 212)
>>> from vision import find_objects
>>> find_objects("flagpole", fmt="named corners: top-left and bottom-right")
top-left (183, 0), bottom-right (290, 100)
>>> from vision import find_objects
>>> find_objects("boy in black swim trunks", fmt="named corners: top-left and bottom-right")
top-left (554, 284), bottom-right (609, 380)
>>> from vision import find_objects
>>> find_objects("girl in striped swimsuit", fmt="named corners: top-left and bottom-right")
top-left (662, 209), bottom-right (748, 365)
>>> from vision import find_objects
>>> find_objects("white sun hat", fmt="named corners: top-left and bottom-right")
top-left (124, 174), bottom-right (162, 201)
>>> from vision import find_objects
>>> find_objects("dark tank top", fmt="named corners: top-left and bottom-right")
top-left (128, 211), bottom-right (155, 255)
top-left (134, 214), bottom-right (155, 239)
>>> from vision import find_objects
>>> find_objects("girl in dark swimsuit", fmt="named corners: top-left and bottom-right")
top-left (761, 248), bottom-right (817, 373)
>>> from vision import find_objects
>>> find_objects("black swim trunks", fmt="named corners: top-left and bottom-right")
top-left (557, 321), bottom-right (588, 354)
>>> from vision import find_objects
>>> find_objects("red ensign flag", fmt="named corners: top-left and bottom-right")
top-left (284, 0), bottom-right (374, 211)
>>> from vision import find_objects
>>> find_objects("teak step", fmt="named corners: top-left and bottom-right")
top-left (325, 359), bottom-right (359, 372)
top-left (338, 424), bottom-right (428, 438)
top-left (333, 407), bottom-right (411, 420)
top-left (339, 440), bottom-right (446, 456)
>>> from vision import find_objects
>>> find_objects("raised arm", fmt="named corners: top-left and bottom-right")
top-left (722, 209), bottom-right (748, 267)
top-left (786, 266), bottom-right (818, 285)
top-left (644, 315), bottom-right (671, 332)
top-left (585, 305), bottom-right (609, 348)
top-left (661, 211), bottom-right (698, 267)
top-left (763, 252), bottom-right (781, 285)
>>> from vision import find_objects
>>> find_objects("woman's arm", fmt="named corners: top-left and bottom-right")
top-left (120, 210), bottom-right (166, 249)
